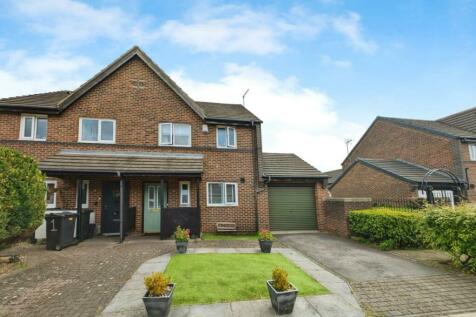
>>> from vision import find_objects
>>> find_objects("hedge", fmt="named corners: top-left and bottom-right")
top-left (349, 208), bottom-right (424, 249)
top-left (0, 147), bottom-right (46, 243)
top-left (421, 205), bottom-right (476, 273)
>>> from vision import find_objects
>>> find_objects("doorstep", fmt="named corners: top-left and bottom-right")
top-left (100, 248), bottom-right (363, 317)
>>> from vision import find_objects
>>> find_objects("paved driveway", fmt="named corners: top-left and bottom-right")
top-left (279, 233), bottom-right (476, 317)
top-left (0, 237), bottom-right (265, 317)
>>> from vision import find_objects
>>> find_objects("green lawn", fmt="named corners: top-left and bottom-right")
top-left (201, 233), bottom-right (258, 241)
top-left (164, 253), bottom-right (328, 305)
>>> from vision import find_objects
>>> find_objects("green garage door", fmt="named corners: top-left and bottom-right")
top-left (268, 186), bottom-right (317, 231)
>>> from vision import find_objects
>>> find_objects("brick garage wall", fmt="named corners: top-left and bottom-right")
top-left (343, 120), bottom-right (462, 177)
top-left (331, 162), bottom-right (416, 199)
top-left (315, 182), bottom-right (330, 230)
top-left (0, 56), bottom-right (260, 233)
top-left (323, 198), bottom-right (372, 237)
top-left (256, 186), bottom-right (269, 230)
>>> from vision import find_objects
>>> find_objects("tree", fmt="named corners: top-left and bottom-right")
top-left (0, 147), bottom-right (46, 243)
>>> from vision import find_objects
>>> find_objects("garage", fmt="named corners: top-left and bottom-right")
top-left (268, 186), bottom-right (317, 231)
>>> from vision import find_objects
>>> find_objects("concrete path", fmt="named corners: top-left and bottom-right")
top-left (101, 247), bottom-right (364, 317)
top-left (279, 233), bottom-right (476, 317)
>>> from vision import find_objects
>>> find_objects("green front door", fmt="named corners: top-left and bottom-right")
top-left (144, 183), bottom-right (167, 233)
top-left (268, 186), bottom-right (317, 231)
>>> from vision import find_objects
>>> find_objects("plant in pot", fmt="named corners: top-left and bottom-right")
top-left (174, 226), bottom-right (190, 254)
top-left (258, 229), bottom-right (274, 253)
top-left (267, 267), bottom-right (299, 315)
top-left (143, 272), bottom-right (175, 317)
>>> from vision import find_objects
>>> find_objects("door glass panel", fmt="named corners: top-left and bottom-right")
top-left (46, 183), bottom-right (55, 205)
top-left (148, 186), bottom-right (155, 208)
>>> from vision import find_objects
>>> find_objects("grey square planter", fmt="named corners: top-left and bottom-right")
top-left (175, 241), bottom-right (188, 254)
top-left (259, 240), bottom-right (273, 253)
top-left (143, 283), bottom-right (175, 317)
top-left (266, 280), bottom-right (298, 315)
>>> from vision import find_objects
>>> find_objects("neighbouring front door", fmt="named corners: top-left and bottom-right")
top-left (144, 183), bottom-right (167, 233)
top-left (102, 182), bottom-right (121, 234)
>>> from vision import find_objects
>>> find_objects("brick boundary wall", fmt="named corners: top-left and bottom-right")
top-left (322, 198), bottom-right (372, 237)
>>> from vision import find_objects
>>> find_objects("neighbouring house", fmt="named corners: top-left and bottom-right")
top-left (323, 169), bottom-right (343, 187)
top-left (0, 46), bottom-right (329, 240)
top-left (330, 112), bottom-right (476, 202)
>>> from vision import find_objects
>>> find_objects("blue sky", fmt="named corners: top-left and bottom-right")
top-left (0, 0), bottom-right (475, 170)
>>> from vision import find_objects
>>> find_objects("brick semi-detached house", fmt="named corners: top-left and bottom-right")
top-left (329, 111), bottom-right (475, 202)
top-left (0, 46), bottom-right (328, 239)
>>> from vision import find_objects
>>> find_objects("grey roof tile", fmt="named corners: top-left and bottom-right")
top-left (380, 116), bottom-right (476, 139)
top-left (324, 169), bottom-right (343, 185)
top-left (358, 158), bottom-right (463, 184)
top-left (196, 101), bottom-right (261, 123)
top-left (438, 106), bottom-right (476, 133)
top-left (0, 91), bottom-right (71, 109)
top-left (262, 153), bottom-right (325, 178)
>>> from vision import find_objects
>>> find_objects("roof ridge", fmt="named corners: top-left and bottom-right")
top-left (196, 101), bottom-right (243, 106)
top-left (0, 90), bottom-right (71, 101)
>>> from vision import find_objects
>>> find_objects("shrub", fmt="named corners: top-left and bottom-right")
top-left (258, 229), bottom-right (273, 241)
top-left (174, 226), bottom-right (190, 242)
top-left (421, 205), bottom-right (476, 273)
top-left (144, 272), bottom-right (171, 297)
top-left (349, 208), bottom-right (424, 249)
top-left (272, 267), bottom-right (290, 291)
top-left (0, 147), bottom-right (46, 243)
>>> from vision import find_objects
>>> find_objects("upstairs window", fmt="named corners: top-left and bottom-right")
top-left (217, 127), bottom-right (236, 149)
top-left (159, 123), bottom-right (191, 147)
top-left (469, 144), bottom-right (476, 161)
top-left (207, 182), bottom-right (238, 206)
top-left (20, 115), bottom-right (47, 141)
top-left (79, 118), bottom-right (115, 143)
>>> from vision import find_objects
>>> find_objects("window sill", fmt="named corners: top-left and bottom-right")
top-left (78, 140), bottom-right (115, 144)
top-left (159, 144), bottom-right (192, 148)
top-left (19, 138), bottom-right (47, 142)
top-left (207, 204), bottom-right (239, 207)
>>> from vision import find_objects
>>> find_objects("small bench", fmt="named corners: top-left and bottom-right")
top-left (216, 222), bottom-right (237, 232)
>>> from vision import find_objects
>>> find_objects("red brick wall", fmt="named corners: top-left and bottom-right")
top-left (315, 182), bottom-right (330, 230)
top-left (256, 187), bottom-right (269, 230)
top-left (331, 162), bottom-right (416, 199)
top-left (344, 120), bottom-right (461, 176)
top-left (323, 198), bottom-right (372, 237)
top-left (0, 57), bottom-right (260, 233)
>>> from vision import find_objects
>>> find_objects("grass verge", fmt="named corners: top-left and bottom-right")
top-left (164, 253), bottom-right (328, 305)
top-left (201, 233), bottom-right (258, 241)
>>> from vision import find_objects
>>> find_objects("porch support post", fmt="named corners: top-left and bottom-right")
top-left (119, 176), bottom-right (126, 243)
top-left (76, 178), bottom-right (83, 241)
top-left (196, 178), bottom-right (201, 234)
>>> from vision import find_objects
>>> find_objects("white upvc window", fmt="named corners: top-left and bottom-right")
top-left (179, 181), bottom-right (191, 207)
top-left (217, 127), bottom-right (237, 149)
top-left (79, 118), bottom-right (116, 143)
top-left (159, 123), bottom-right (191, 147)
top-left (207, 182), bottom-right (238, 206)
top-left (76, 180), bottom-right (90, 208)
top-left (20, 115), bottom-right (48, 141)
top-left (469, 144), bottom-right (476, 161)
top-left (45, 180), bottom-right (57, 209)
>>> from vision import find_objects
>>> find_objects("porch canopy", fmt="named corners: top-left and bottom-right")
top-left (39, 149), bottom-right (203, 176)
top-left (39, 149), bottom-right (203, 242)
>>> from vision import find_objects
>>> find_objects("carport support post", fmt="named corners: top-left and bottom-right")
top-left (76, 178), bottom-right (83, 241)
top-left (119, 176), bottom-right (126, 243)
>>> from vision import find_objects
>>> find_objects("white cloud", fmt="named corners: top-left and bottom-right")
top-left (11, 0), bottom-right (159, 45)
top-left (11, 0), bottom-right (377, 55)
top-left (0, 50), bottom-right (94, 98)
top-left (161, 4), bottom-right (376, 55)
top-left (171, 64), bottom-right (365, 171)
top-left (321, 55), bottom-right (352, 68)
top-left (332, 12), bottom-right (377, 54)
